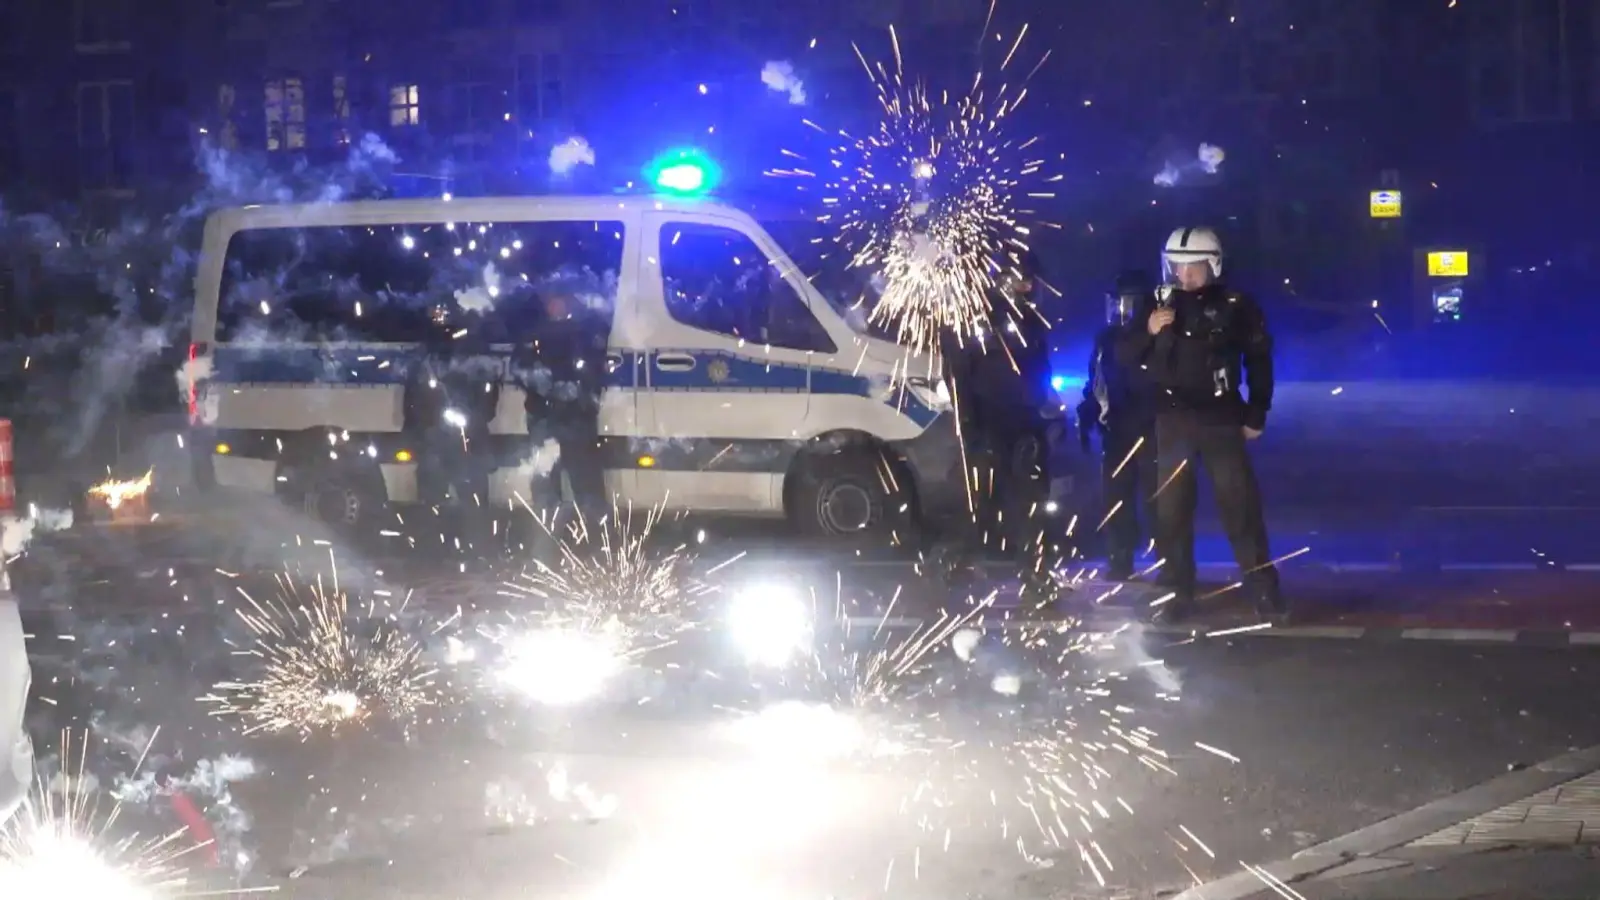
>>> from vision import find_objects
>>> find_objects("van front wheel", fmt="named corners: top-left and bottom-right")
top-left (283, 465), bottom-right (386, 535)
top-left (790, 451), bottom-right (904, 539)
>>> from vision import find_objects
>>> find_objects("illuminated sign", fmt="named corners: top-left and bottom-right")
top-left (1426, 250), bottom-right (1469, 278)
top-left (1369, 190), bottom-right (1402, 218)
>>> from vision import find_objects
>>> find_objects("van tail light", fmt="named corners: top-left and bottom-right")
top-left (187, 342), bottom-right (209, 424)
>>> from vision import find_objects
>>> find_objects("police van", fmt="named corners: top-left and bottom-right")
top-left (187, 194), bottom-right (965, 537)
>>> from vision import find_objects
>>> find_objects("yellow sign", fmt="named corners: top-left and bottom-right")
top-left (1369, 190), bottom-right (1402, 218)
top-left (1426, 251), bottom-right (1469, 278)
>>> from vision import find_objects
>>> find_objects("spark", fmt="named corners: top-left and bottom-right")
top-left (487, 500), bottom-right (710, 705)
top-left (773, 7), bottom-right (1059, 360)
top-left (0, 730), bottom-right (266, 897)
top-left (200, 569), bottom-right (437, 737)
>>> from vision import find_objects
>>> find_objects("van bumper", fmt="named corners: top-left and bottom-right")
top-left (890, 412), bottom-right (966, 520)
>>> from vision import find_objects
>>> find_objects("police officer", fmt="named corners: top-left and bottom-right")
top-left (404, 303), bottom-right (502, 545)
top-left (942, 250), bottom-right (1054, 565)
top-left (515, 292), bottom-right (609, 515)
top-left (1079, 271), bottom-right (1159, 581)
top-left (1114, 228), bottom-right (1287, 624)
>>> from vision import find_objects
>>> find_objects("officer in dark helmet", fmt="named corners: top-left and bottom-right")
top-left (1079, 270), bottom-right (1159, 581)
top-left (1115, 227), bottom-right (1288, 625)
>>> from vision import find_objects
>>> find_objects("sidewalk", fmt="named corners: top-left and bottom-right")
top-left (1181, 746), bottom-right (1600, 900)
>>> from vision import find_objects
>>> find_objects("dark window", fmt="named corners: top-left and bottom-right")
top-left (513, 0), bottom-right (563, 25)
top-left (74, 0), bottom-right (131, 50)
top-left (218, 219), bottom-right (626, 344)
top-left (658, 222), bottom-right (837, 354)
top-left (77, 81), bottom-right (134, 189)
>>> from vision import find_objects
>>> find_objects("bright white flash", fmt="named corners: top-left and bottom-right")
top-left (442, 408), bottom-right (467, 429)
top-left (498, 628), bottom-right (622, 706)
top-left (727, 584), bottom-right (811, 667)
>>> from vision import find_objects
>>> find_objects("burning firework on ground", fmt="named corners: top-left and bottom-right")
top-left (87, 470), bottom-right (155, 522)
top-left (770, 0), bottom-right (1059, 358)
top-left (484, 501), bottom-right (713, 706)
top-left (0, 731), bottom-right (250, 898)
top-left (200, 567), bottom-right (437, 737)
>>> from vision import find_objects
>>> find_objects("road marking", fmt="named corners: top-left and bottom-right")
top-left (1400, 627), bottom-right (1517, 642)
top-left (1257, 625), bottom-right (1367, 639)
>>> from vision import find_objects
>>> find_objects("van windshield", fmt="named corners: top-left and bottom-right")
top-left (757, 216), bottom-right (898, 342)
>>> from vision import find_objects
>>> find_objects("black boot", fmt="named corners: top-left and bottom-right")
top-left (1106, 555), bottom-right (1135, 582)
top-left (1148, 583), bottom-right (1195, 624)
top-left (1253, 579), bottom-right (1292, 627)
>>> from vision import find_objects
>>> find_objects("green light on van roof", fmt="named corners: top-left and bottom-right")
top-left (644, 148), bottom-right (720, 197)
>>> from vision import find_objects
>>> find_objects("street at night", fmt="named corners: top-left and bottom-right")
top-left (1, 0), bottom-right (1598, 897)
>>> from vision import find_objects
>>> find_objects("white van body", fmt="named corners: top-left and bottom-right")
top-left (0, 562), bottom-right (32, 827)
top-left (188, 196), bottom-right (965, 535)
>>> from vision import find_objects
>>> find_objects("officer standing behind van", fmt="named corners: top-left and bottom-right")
top-left (516, 293), bottom-right (609, 514)
top-left (404, 304), bottom-right (502, 543)
top-left (1079, 271), bottom-right (1159, 581)
top-left (943, 250), bottom-right (1054, 562)
top-left (1114, 228), bottom-right (1287, 625)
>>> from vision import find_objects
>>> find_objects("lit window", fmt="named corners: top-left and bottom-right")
top-left (264, 79), bottom-right (284, 150)
top-left (390, 84), bottom-right (419, 127)
top-left (285, 77), bottom-right (305, 149)
top-left (332, 75), bottom-right (350, 146)
top-left (217, 83), bottom-right (238, 151)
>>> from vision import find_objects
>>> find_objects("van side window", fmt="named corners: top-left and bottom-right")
top-left (659, 222), bottom-right (836, 354)
top-left (217, 220), bottom-right (625, 344)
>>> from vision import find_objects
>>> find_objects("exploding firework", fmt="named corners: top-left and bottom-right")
top-left (0, 731), bottom-right (244, 898)
top-left (201, 570), bottom-right (437, 736)
top-left (771, 1), bottom-right (1058, 358)
top-left (487, 502), bottom-right (710, 705)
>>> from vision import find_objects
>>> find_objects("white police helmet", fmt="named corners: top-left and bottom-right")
top-left (1162, 227), bottom-right (1223, 279)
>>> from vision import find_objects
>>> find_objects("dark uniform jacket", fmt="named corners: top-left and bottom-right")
top-left (1114, 283), bottom-right (1274, 430)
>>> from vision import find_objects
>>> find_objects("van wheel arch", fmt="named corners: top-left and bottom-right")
top-left (274, 428), bottom-right (390, 532)
top-left (784, 431), bottom-right (918, 538)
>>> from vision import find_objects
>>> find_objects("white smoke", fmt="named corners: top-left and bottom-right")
top-left (514, 439), bottom-right (562, 482)
top-left (549, 137), bottom-right (596, 175)
top-left (454, 262), bottom-right (501, 313)
top-left (761, 60), bottom-right (807, 105)
top-left (2, 506), bottom-right (75, 557)
top-left (1154, 142), bottom-right (1226, 187)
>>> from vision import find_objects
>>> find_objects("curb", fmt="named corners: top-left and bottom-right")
top-left (1172, 744), bottom-right (1600, 900)
top-left (838, 616), bottom-right (1600, 647)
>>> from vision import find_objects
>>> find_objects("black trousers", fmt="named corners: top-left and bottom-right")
top-left (1101, 418), bottom-right (1157, 570)
top-left (526, 414), bottom-right (608, 514)
top-left (417, 428), bottom-right (491, 509)
top-left (1154, 413), bottom-right (1277, 594)
top-left (962, 413), bottom-right (1050, 559)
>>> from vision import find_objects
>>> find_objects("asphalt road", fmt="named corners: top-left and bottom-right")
top-left (20, 569), bottom-right (1600, 899)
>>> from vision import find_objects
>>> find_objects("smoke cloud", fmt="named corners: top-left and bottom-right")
top-left (761, 61), bottom-right (808, 106)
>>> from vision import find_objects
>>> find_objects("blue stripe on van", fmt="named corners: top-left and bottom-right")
top-left (209, 345), bottom-right (938, 428)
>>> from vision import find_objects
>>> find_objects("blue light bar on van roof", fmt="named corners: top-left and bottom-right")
top-left (644, 148), bottom-right (721, 197)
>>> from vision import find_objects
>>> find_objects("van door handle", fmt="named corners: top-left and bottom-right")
top-left (655, 354), bottom-right (696, 372)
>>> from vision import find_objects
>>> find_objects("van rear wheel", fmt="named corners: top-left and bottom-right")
top-left (790, 450), bottom-right (906, 540)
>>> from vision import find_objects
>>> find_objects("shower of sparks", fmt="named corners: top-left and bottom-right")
top-left (200, 569), bottom-right (437, 737)
top-left (88, 470), bottom-right (154, 510)
top-left (487, 500), bottom-right (712, 705)
top-left (770, 1), bottom-right (1059, 359)
top-left (0, 730), bottom-right (261, 898)
top-left (776, 581), bottom-right (1204, 878)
